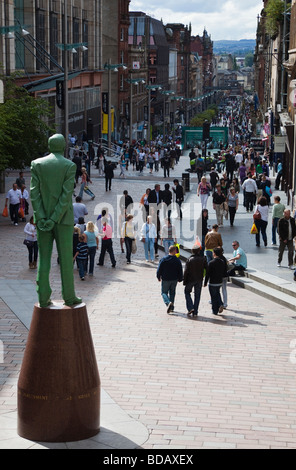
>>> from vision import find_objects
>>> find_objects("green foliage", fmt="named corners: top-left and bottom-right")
top-left (245, 52), bottom-right (254, 67)
top-left (0, 74), bottom-right (54, 171)
top-left (265, 0), bottom-right (289, 37)
top-left (190, 105), bottom-right (218, 127)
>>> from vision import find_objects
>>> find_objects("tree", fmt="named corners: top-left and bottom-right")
top-left (265, 0), bottom-right (289, 38)
top-left (0, 74), bottom-right (54, 174)
top-left (245, 52), bottom-right (254, 68)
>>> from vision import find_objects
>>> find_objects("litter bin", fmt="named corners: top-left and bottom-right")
top-left (182, 172), bottom-right (190, 192)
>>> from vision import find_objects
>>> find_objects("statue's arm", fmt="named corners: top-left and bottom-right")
top-left (30, 162), bottom-right (46, 222)
top-left (50, 164), bottom-right (75, 224)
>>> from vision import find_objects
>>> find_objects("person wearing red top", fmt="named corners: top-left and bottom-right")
top-left (97, 217), bottom-right (116, 267)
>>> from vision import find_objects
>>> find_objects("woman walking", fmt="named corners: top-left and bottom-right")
top-left (24, 216), bottom-right (38, 269)
top-left (253, 196), bottom-right (269, 247)
top-left (212, 184), bottom-right (226, 226)
top-left (160, 218), bottom-right (177, 255)
top-left (79, 167), bottom-right (95, 200)
top-left (197, 176), bottom-right (211, 209)
top-left (141, 215), bottom-right (157, 262)
top-left (227, 186), bottom-right (239, 227)
top-left (84, 221), bottom-right (99, 275)
top-left (121, 214), bottom-right (136, 264)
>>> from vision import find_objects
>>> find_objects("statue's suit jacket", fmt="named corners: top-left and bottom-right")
top-left (30, 154), bottom-right (75, 226)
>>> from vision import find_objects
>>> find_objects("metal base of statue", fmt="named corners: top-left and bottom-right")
top-left (17, 302), bottom-right (100, 442)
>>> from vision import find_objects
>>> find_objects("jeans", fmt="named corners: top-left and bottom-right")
top-left (98, 238), bottom-right (116, 266)
top-left (161, 279), bottom-right (178, 306)
top-left (245, 192), bottom-right (255, 211)
top-left (184, 281), bottom-right (202, 314)
top-left (27, 241), bottom-right (38, 264)
top-left (278, 239), bottom-right (294, 266)
top-left (144, 238), bottom-right (155, 261)
top-left (254, 219), bottom-right (267, 246)
top-left (200, 194), bottom-right (209, 209)
top-left (77, 258), bottom-right (87, 278)
top-left (124, 237), bottom-right (133, 262)
top-left (229, 206), bottom-right (236, 226)
top-left (9, 203), bottom-right (20, 224)
top-left (88, 246), bottom-right (97, 274)
top-left (79, 182), bottom-right (95, 199)
top-left (222, 278), bottom-right (228, 307)
top-left (205, 249), bottom-right (213, 264)
top-left (208, 284), bottom-right (223, 315)
top-left (163, 239), bottom-right (174, 255)
top-left (272, 218), bottom-right (279, 244)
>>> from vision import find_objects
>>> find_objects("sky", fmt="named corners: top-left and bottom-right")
top-left (129, 0), bottom-right (263, 42)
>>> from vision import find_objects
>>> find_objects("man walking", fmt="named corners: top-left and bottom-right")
top-left (277, 209), bottom-right (296, 269)
top-left (173, 179), bottom-right (184, 219)
top-left (5, 183), bottom-right (22, 226)
top-left (204, 247), bottom-right (227, 315)
top-left (242, 173), bottom-right (257, 212)
top-left (271, 196), bottom-right (285, 245)
top-left (183, 245), bottom-right (208, 316)
top-left (157, 245), bottom-right (183, 313)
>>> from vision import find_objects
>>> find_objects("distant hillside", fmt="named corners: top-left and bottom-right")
top-left (213, 39), bottom-right (256, 56)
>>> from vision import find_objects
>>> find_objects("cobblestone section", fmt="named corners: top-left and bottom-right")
top-left (1, 157), bottom-right (296, 449)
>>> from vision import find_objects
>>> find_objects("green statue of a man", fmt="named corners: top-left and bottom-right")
top-left (30, 133), bottom-right (82, 308)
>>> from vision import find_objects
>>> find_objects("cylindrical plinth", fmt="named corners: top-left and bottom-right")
top-left (17, 302), bottom-right (100, 442)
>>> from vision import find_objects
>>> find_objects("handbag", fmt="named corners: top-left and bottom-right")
top-left (23, 239), bottom-right (34, 247)
top-left (131, 239), bottom-right (137, 254)
top-left (253, 209), bottom-right (261, 220)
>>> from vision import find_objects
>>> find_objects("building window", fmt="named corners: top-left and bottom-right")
top-left (36, 9), bottom-right (46, 71)
top-left (72, 17), bottom-right (80, 70)
top-left (82, 20), bottom-right (88, 69)
top-left (50, 13), bottom-right (58, 70)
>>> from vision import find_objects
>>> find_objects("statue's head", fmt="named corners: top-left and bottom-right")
top-left (48, 134), bottom-right (66, 154)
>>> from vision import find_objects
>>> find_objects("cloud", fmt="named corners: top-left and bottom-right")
top-left (129, 0), bottom-right (262, 40)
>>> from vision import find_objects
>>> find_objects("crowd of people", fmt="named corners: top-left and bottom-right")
top-left (4, 95), bottom-right (296, 316)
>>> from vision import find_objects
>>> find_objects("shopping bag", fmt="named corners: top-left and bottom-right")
top-left (250, 223), bottom-right (258, 234)
top-left (2, 206), bottom-right (8, 217)
top-left (18, 207), bottom-right (25, 219)
top-left (174, 243), bottom-right (180, 258)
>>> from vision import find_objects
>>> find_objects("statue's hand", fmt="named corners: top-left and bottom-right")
top-left (37, 219), bottom-right (55, 232)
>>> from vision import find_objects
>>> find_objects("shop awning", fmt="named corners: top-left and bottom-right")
top-left (23, 71), bottom-right (81, 92)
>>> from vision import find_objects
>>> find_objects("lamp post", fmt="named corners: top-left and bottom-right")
top-left (56, 40), bottom-right (88, 157)
top-left (160, 90), bottom-right (175, 138)
top-left (104, 60), bottom-right (127, 155)
top-left (145, 84), bottom-right (162, 146)
top-left (170, 96), bottom-right (184, 141)
top-left (126, 78), bottom-right (145, 144)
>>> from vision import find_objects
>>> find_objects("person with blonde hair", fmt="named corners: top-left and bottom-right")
top-left (84, 221), bottom-right (99, 275)
top-left (121, 214), bottom-right (135, 264)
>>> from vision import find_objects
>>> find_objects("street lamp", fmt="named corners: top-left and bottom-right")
top-left (171, 96), bottom-right (184, 140)
top-left (126, 78), bottom-right (146, 144)
top-left (104, 60), bottom-right (127, 155)
top-left (146, 84), bottom-right (162, 146)
top-left (160, 90), bottom-right (175, 138)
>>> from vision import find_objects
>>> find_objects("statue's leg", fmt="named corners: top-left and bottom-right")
top-left (54, 224), bottom-right (82, 306)
top-left (36, 229), bottom-right (54, 307)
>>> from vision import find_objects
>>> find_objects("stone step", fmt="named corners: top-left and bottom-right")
top-left (244, 268), bottom-right (296, 299)
top-left (230, 275), bottom-right (296, 312)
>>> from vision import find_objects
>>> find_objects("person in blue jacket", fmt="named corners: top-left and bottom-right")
top-left (156, 245), bottom-right (183, 314)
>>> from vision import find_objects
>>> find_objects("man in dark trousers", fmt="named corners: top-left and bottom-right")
top-left (277, 209), bottom-right (296, 268)
top-left (183, 245), bottom-right (208, 316)
top-left (204, 247), bottom-right (227, 315)
top-left (173, 179), bottom-right (184, 219)
top-left (104, 160), bottom-right (114, 191)
top-left (157, 245), bottom-right (183, 313)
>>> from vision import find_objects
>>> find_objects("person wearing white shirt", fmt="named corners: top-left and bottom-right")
top-left (5, 183), bottom-right (22, 225)
top-left (24, 216), bottom-right (38, 268)
top-left (242, 174), bottom-right (257, 212)
top-left (253, 196), bottom-right (269, 247)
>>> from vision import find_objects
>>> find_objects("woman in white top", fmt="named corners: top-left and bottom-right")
top-left (121, 214), bottom-right (136, 263)
top-left (24, 216), bottom-right (38, 268)
top-left (253, 196), bottom-right (269, 247)
top-left (140, 215), bottom-right (157, 262)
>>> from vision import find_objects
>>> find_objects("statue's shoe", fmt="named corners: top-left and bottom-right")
top-left (64, 297), bottom-right (83, 307)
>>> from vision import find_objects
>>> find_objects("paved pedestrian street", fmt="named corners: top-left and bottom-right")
top-left (1, 156), bottom-right (296, 449)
